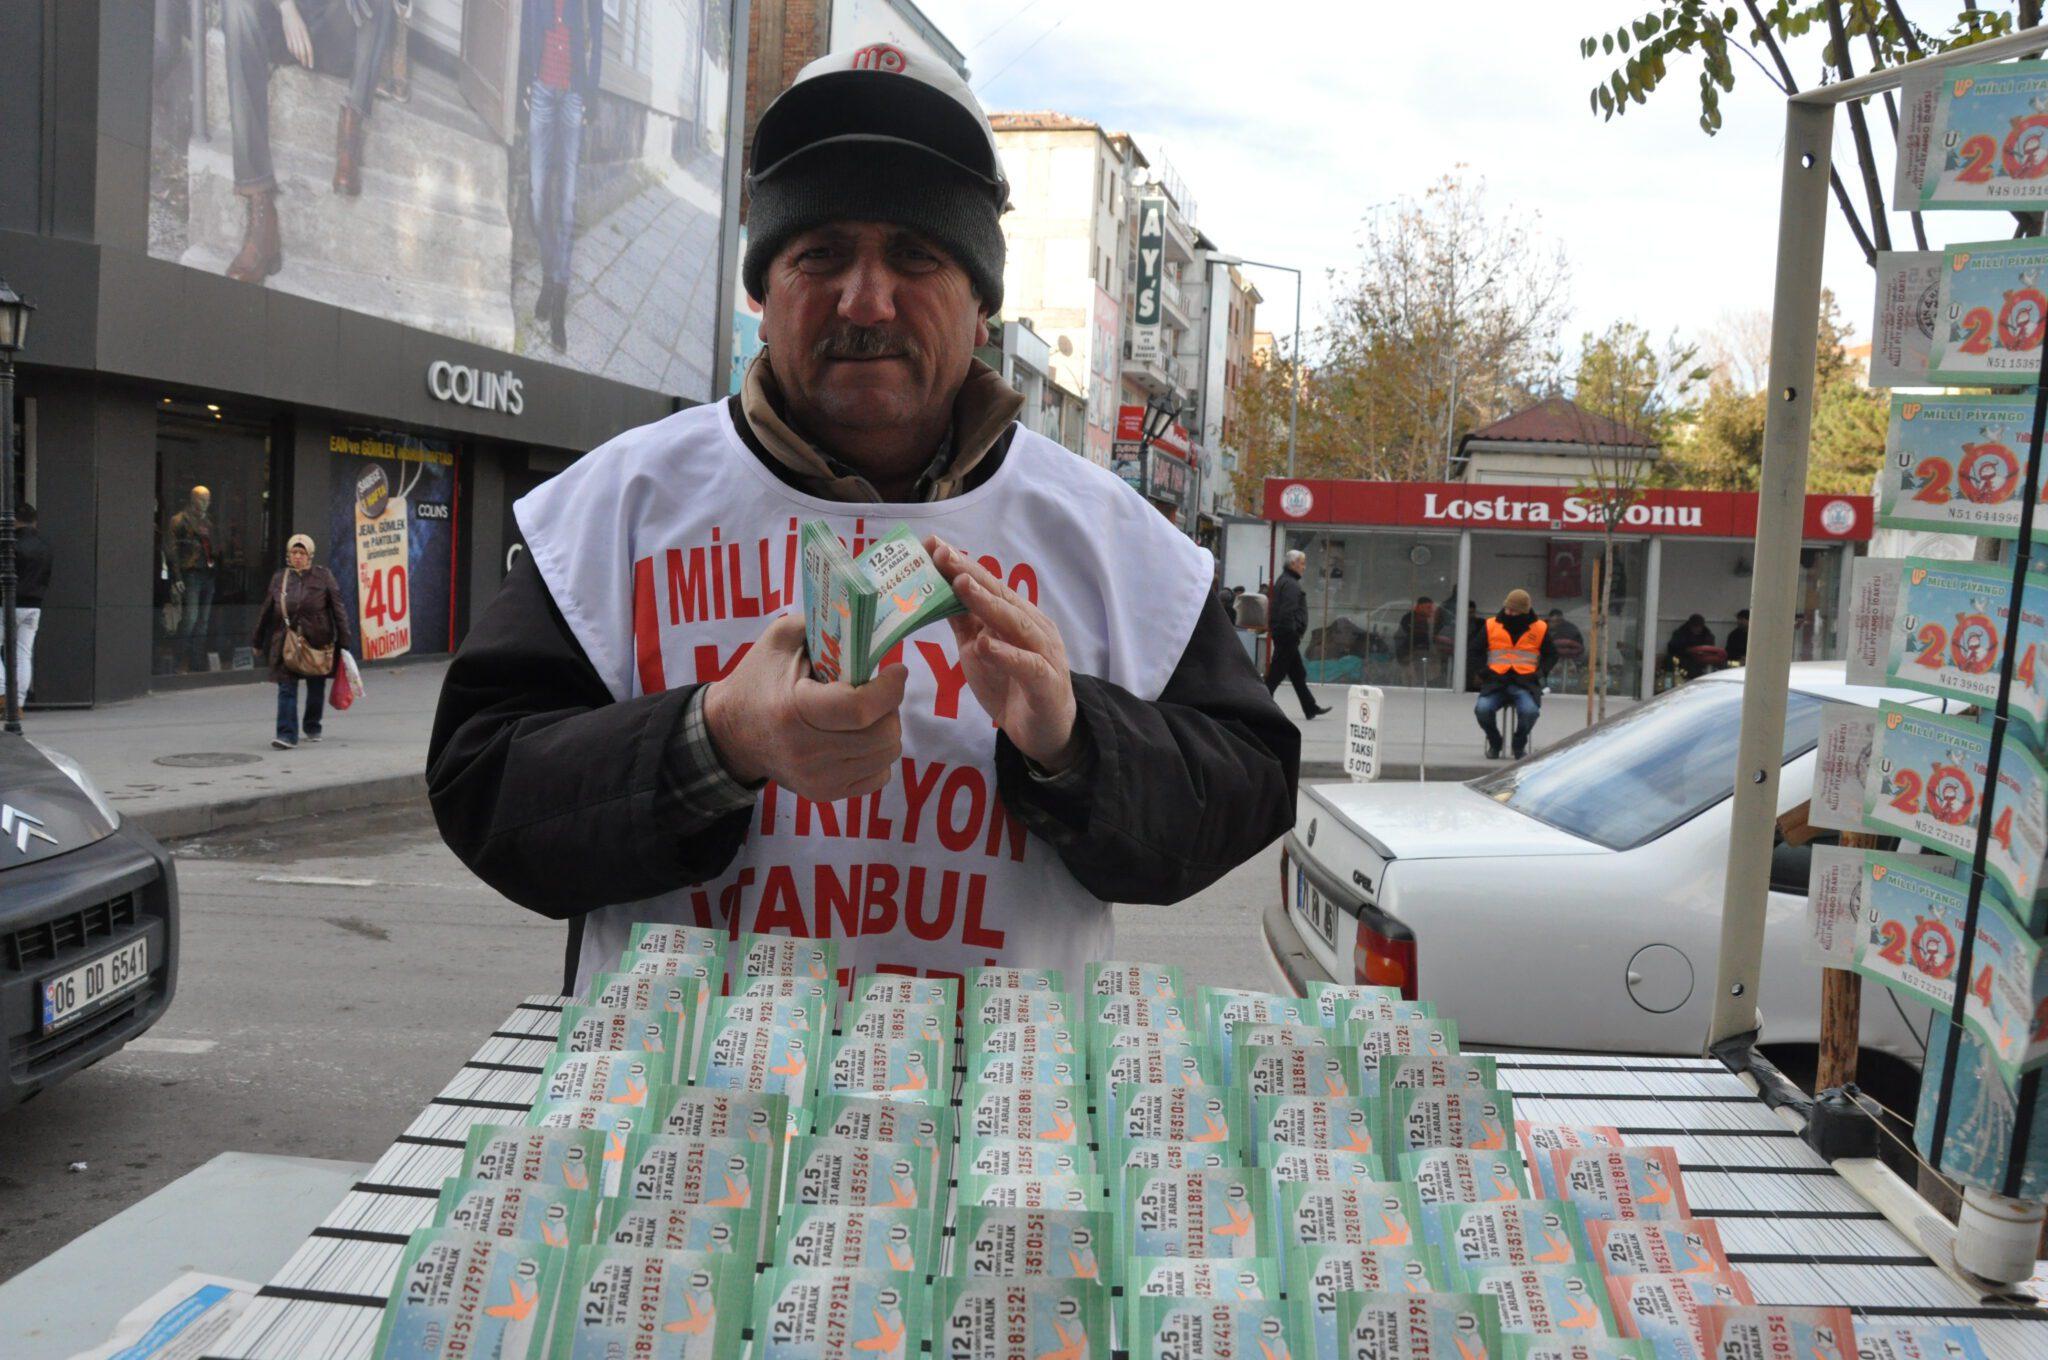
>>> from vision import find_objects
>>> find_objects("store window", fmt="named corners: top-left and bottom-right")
top-left (1470, 533), bottom-right (1648, 700)
top-left (1281, 529), bottom-right (1461, 689)
top-left (1653, 541), bottom-right (1844, 688)
top-left (154, 403), bottom-right (277, 677)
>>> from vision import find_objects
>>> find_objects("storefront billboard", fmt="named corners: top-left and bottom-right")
top-left (1261, 479), bottom-right (1874, 542)
top-left (146, 0), bottom-right (739, 401)
top-left (328, 427), bottom-right (460, 660)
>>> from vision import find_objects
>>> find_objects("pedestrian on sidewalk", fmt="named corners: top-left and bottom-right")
top-left (428, 45), bottom-right (1298, 995)
top-left (1474, 587), bottom-right (1552, 760)
top-left (253, 533), bottom-right (352, 749)
top-left (1264, 549), bottom-right (1328, 719)
top-left (5, 503), bottom-right (50, 703)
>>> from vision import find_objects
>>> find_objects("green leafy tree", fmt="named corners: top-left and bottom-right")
top-left (1583, 4), bottom-right (2043, 262)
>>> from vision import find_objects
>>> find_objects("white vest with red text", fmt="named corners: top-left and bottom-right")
top-left (515, 401), bottom-right (1213, 995)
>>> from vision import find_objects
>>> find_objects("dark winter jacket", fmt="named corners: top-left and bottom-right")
top-left (426, 398), bottom-right (1302, 987)
top-left (1268, 567), bottom-right (1308, 642)
top-left (1477, 610), bottom-right (1556, 697)
top-left (252, 565), bottom-right (352, 683)
top-left (15, 527), bottom-right (50, 607)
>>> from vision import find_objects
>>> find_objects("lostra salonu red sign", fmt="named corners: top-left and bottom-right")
top-left (1261, 479), bottom-right (1872, 541)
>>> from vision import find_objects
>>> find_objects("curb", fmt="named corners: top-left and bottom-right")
top-left (1300, 761), bottom-right (1494, 783)
top-left (132, 772), bottom-right (428, 843)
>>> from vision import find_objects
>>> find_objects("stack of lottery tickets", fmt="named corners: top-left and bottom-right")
top-left (369, 936), bottom-right (1997, 1360)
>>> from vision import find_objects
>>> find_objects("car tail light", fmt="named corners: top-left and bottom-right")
top-left (1354, 912), bottom-right (1418, 1000)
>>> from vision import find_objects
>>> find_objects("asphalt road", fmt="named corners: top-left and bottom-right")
top-left (0, 801), bottom-right (1285, 1281)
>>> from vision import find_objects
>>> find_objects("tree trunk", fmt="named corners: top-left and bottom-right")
top-left (1598, 532), bottom-right (1617, 721)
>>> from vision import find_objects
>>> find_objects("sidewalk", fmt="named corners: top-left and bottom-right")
top-left (20, 664), bottom-right (1633, 843)
top-left (25, 662), bottom-right (450, 842)
top-left (1288, 683), bottom-right (1631, 782)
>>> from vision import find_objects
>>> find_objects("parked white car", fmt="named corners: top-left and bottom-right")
top-left (1265, 663), bottom-right (1955, 1088)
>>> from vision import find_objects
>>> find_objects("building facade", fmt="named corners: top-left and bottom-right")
top-left (1, 0), bottom-right (746, 706)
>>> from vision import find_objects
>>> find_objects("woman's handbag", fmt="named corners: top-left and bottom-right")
top-left (279, 573), bottom-right (335, 678)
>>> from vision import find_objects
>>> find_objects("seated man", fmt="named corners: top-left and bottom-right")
top-left (1666, 613), bottom-right (1721, 681)
top-left (1474, 589), bottom-right (1552, 760)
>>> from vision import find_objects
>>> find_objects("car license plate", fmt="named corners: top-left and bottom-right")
top-left (1295, 867), bottom-right (1336, 949)
top-left (41, 937), bottom-right (149, 1033)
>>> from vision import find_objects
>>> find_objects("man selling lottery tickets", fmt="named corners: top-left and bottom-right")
top-left (427, 47), bottom-right (1298, 996)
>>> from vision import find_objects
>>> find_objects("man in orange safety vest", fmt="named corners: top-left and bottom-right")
top-left (1474, 588), bottom-right (1555, 760)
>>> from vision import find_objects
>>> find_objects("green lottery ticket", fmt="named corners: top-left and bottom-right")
top-left (1085, 995), bottom-right (1195, 1034)
top-left (1380, 1055), bottom-right (1499, 1091)
top-left (1879, 395), bottom-right (2048, 542)
top-left (1122, 1256), bottom-right (1282, 1350)
top-left (520, 1104), bottom-right (641, 1196)
top-left (463, 1124), bottom-right (605, 1197)
top-left (648, 1086), bottom-right (787, 1145)
top-left (1323, 994), bottom-right (1440, 1029)
top-left (962, 1135), bottom-right (1097, 1178)
top-left (1249, 1093), bottom-right (1385, 1167)
top-left (737, 931), bottom-right (839, 987)
top-left (1386, 1087), bottom-right (1514, 1159)
top-left (753, 1265), bottom-right (929, 1359)
top-left (1110, 1084), bottom-right (1235, 1154)
top-left (960, 1080), bottom-right (1088, 1145)
top-left (934, 1277), bottom-right (1110, 1360)
top-left (1308, 981), bottom-right (1406, 1025)
top-left (1930, 240), bottom-right (2048, 384)
top-left (545, 1245), bottom-right (746, 1359)
top-left (733, 973), bottom-right (834, 1003)
top-left (955, 1205), bottom-right (1110, 1281)
top-left (538, 1051), bottom-right (671, 1110)
top-left (697, 1023), bottom-right (813, 1107)
top-left (852, 972), bottom-right (960, 1010)
top-left (1277, 1182), bottom-right (1425, 1253)
top-left (785, 1135), bottom-right (942, 1225)
top-left (958, 1172), bottom-right (1105, 1211)
top-left (598, 1200), bottom-right (758, 1263)
top-left (969, 1046), bottom-right (1084, 1087)
top-left (587, 972), bottom-right (702, 1024)
top-left (1201, 988), bottom-right (1316, 1076)
top-left (1336, 1290), bottom-right (1503, 1360)
top-left (613, 1135), bottom-right (777, 1255)
top-left (711, 991), bottom-right (826, 1037)
top-left (1287, 1245), bottom-right (1445, 1360)
top-left (1088, 961), bottom-right (1187, 999)
top-left (982, 1021), bottom-right (1083, 1063)
top-left (1262, 1150), bottom-right (1386, 1227)
top-left (969, 965), bottom-right (1067, 993)
top-left (1118, 1166), bottom-right (1273, 1261)
top-left (1400, 1147), bottom-right (1529, 1204)
top-left (811, 1093), bottom-right (955, 1161)
top-left (1888, 557), bottom-right (2048, 736)
top-left (800, 521), bottom-right (964, 686)
top-left (624, 923), bottom-right (726, 959)
top-left (842, 998), bottom-right (951, 1047)
top-left (817, 1034), bottom-right (942, 1103)
top-left (1456, 1264), bottom-right (1619, 1336)
top-left (777, 1203), bottom-right (932, 1277)
top-left (556, 1005), bottom-right (687, 1087)
top-left (1116, 1138), bottom-right (1242, 1173)
top-left (1500, 1339), bottom-right (1655, 1360)
top-left (1237, 1043), bottom-right (1365, 1101)
top-left (1126, 1294), bottom-right (1309, 1360)
top-left (1427, 1200), bottom-right (1593, 1270)
top-left (1094, 1050), bottom-right (1215, 1131)
top-left (968, 988), bottom-right (1072, 1033)
top-left (372, 1229), bottom-right (562, 1360)
top-left (433, 1178), bottom-right (595, 1250)
top-left (1352, 1020), bottom-right (1462, 1083)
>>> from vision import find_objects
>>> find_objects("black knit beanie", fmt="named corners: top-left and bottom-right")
top-left (744, 141), bottom-right (1006, 312)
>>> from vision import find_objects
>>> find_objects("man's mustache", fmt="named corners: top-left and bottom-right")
top-left (815, 327), bottom-right (923, 361)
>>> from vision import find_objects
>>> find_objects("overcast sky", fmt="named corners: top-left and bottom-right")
top-left (915, 0), bottom-right (1930, 363)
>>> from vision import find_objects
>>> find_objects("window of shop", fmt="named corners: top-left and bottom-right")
top-left (1281, 529), bottom-right (1461, 690)
top-left (1470, 533), bottom-right (1648, 700)
top-left (154, 403), bottom-right (278, 677)
top-left (1653, 541), bottom-right (1847, 688)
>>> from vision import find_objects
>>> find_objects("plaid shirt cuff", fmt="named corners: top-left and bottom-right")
top-left (1023, 733), bottom-right (1097, 792)
top-left (668, 688), bottom-right (762, 832)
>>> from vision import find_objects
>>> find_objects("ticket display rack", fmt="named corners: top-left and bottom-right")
top-left (1722, 28), bottom-right (2048, 1291)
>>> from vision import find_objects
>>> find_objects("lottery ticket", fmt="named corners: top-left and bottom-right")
top-left (1930, 240), bottom-right (2048, 384)
top-left (432, 1177), bottom-right (595, 1249)
top-left (933, 1277), bottom-right (1109, 1360)
top-left (1335, 1290), bottom-right (1503, 1360)
top-left (752, 1266), bottom-right (927, 1360)
top-left (1551, 1146), bottom-right (1688, 1222)
top-left (371, 1229), bottom-right (562, 1360)
top-left (1428, 1200), bottom-right (1594, 1270)
top-left (544, 1246), bottom-right (745, 1359)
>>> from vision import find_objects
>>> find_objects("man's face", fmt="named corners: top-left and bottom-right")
top-left (760, 222), bottom-right (988, 437)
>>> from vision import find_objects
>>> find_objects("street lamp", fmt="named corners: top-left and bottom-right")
top-left (0, 276), bottom-right (34, 735)
top-left (1207, 253), bottom-right (1301, 478)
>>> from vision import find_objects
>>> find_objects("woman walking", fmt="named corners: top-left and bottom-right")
top-left (253, 533), bottom-right (352, 749)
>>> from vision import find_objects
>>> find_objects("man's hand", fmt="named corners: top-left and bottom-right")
top-left (927, 537), bottom-right (1081, 773)
top-left (278, 1), bottom-right (316, 67)
top-left (702, 613), bottom-right (908, 803)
